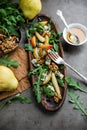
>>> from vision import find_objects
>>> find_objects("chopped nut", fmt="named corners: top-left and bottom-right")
top-left (49, 62), bottom-right (59, 71)
top-left (38, 48), bottom-right (47, 58)
top-left (37, 58), bottom-right (45, 64)
top-left (0, 33), bottom-right (19, 56)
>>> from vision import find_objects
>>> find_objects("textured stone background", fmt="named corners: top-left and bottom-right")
top-left (0, 0), bottom-right (87, 130)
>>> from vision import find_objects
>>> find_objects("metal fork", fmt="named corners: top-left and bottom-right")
top-left (48, 50), bottom-right (87, 84)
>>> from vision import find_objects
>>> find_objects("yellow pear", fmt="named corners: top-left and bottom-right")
top-left (0, 66), bottom-right (18, 91)
top-left (19, 0), bottom-right (42, 20)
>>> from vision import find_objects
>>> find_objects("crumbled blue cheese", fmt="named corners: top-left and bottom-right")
top-left (45, 57), bottom-right (51, 65)
top-left (44, 25), bottom-right (49, 30)
top-left (41, 73), bottom-right (47, 81)
top-left (47, 85), bottom-right (55, 92)
top-left (31, 59), bottom-right (40, 67)
top-left (55, 71), bottom-right (64, 79)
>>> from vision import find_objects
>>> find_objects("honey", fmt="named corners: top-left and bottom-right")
top-left (69, 27), bottom-right (86, 43)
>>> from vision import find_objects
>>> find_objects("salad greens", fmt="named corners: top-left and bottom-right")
top-left (25, 22), bottom-right (44, 39)
top-left (68, 90), bottom-right (87, 116)
top-left (29, 65), bottom-right (48, 103)
top-left (0, 55), bottom-right (19, 67)
top-left (43, 86), bottom-right (55, 97)
top-left (65, 76), bottom-right (87, 116)
top-left (65, 76), bottom-right (87, 93)
top-left (33, 66), bottom-right (43, 103)
top-left (0, 93), bottom-right (32, 110)
top-left (49, 31), bottom-right (60, 52)
top-left (25, 44), bottom-right (34, 52)
top-left (57, 78), bottom-right (64, 87)
top-left (0, 0), bottom-right (25, 36)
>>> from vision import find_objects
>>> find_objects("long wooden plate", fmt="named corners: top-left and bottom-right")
top-left (28, 14), bottom-right (67, 111)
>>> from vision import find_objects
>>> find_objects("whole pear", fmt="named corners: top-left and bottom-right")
top-left (19, 0), bottom-right (42, 20)
top-left (0, 66), bottom-right (18, 91)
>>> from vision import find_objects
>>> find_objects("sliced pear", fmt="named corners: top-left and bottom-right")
top-left (43, 71), bottom-right (52, 85)
top-left (33, 47), bottom-right (40, 59)
top-left (52, 72), bottom-right (62, 99)
top-left (35, 32), bottom-right (45, 42)
top-left (40, 21), bottom-right (48, 26)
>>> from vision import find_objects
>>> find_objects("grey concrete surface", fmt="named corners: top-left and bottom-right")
top-left (0, 0), bottom-right (87, 130)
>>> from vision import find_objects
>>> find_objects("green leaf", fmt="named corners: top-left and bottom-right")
top-left (25, 29), bottom-right (31, 39)
top-left (49, 31), bottom-right (60, 50)
top-left (9, 16), bottom-right (17, 24)
top-left (0, 25), bottom-right (9, 34)
top-left (65, 76), bottom-right (87, 93)
top-left (57, 78), bottom-right (64, 87)
top-left (25, 44), bottom-right (34, 52)
top-left (0, 93), bottom-right (32, 110)
top-left (29, 65), bottom-right (46, 103)
top-left (7, 25), bottom-right (19, 36)
top-left (58, 64), bottom-right (64, 70)
top-left (0, 0), bottom-right (11, 6)
top-left (0, 9), bottom-right (7, 17)
top-left (0, 1), bottom-right (25, 36)
top-left (0, 55), bottom-right (19, 67)
top-left (69, 99), bottom-right (75, 103)
top-left (16, 15), bottom-right (25, 23)
top-left (54, 43), bottom-right (59, 52)
top-left (68, 89), bottom-right (87, 116)
top-left (43, 86), bottom-right (55, 97)
top-left (33, 83), bottom-right (42, 103)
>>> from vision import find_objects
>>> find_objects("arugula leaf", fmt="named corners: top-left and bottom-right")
top-left (29, 67), bottom-right (40, 76)
top-left (0, 0), bottom-right (11, 6)
top-left (33, 66), bottom-right (43, 103)
top-left (58, 64), bottom-right (64, 70)
top-left (49, 31), bottom-right (60, 52)
top-left (0, 1), bottom-right (25, 36)
top-left (33, 82), bottom-right (42, 103)
top-left (29, 65), bottom-right (46, 103)
top-left (7, 25), bottom-right (19, 36)
top-left (0, 93), bottom-right (32, 110)
top-left (57, 78), bottom-right (64, 87)
top-left (68, 89), bottom-right (87, 116)
top-left (43, 86), bottom-right (55, 97)
top-left (25, 44), bottom-right (34, 52)
top-left (29, 22), bottom-right (44, 33)
top-left (54, 43), bottom-right (59, 52)
top-left (65, 77), bottom-right (87, 93)
top-left (25, 29), bottom-right (31, 39)
top-left (0, 55), bottom-right (19, 67)
top-left (25, 22), bottom-right (44, 40)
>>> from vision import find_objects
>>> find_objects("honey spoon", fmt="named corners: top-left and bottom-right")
top-left (56, 10), bottom-right (80, 44)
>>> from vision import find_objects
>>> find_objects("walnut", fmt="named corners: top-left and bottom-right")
top-left (38, 48), bottom-right (47, 58)
top-left (49, 62), bottom-right (59, 71)
top-left (37, 58), bottom-right (45, 64)
top-left (0, 34), bottom-right (18, 56)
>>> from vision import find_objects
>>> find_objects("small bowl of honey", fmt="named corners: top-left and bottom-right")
top-left (63, 23), bottom-right (87, 46)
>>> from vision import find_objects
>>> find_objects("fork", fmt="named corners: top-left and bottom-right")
top-left (48, 50), bottom-right (87, 84)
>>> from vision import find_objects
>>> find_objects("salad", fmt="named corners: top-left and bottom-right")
top-left (26, 15), bottom-right (67, 111)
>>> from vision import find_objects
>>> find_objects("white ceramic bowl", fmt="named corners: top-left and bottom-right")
top-left (63, 23), bottom-right (87, 46)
